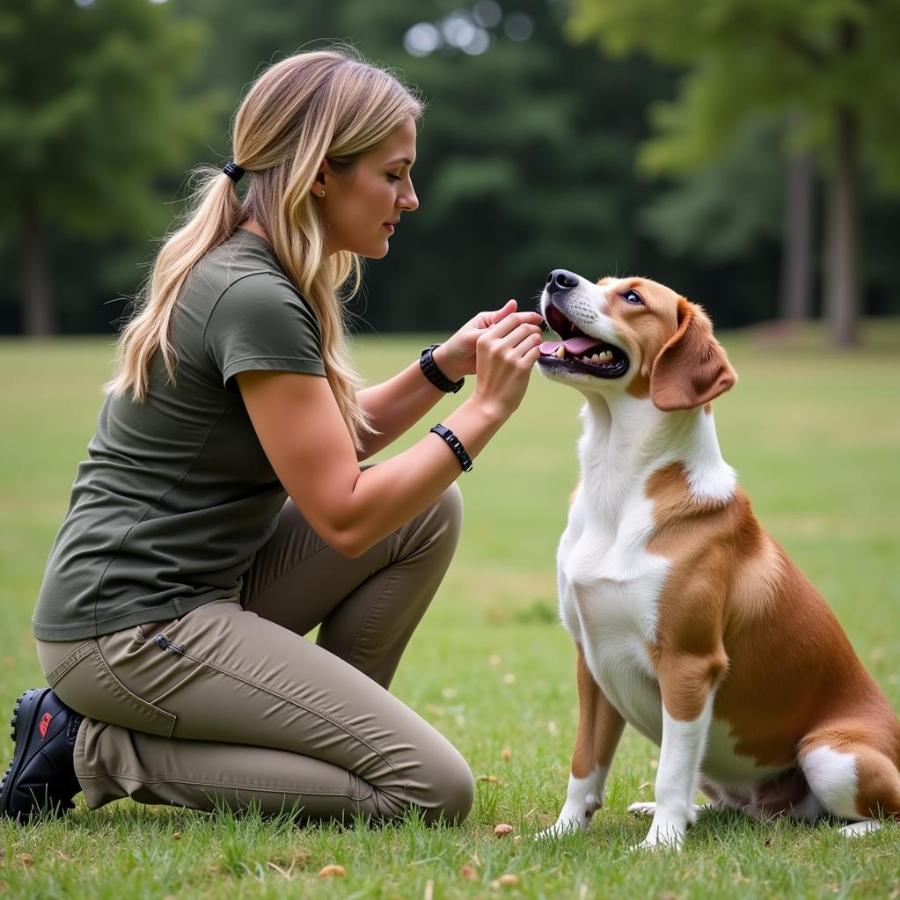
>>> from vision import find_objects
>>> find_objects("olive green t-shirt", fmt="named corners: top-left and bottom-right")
top-left (32, 229), bottom-right (326, 640)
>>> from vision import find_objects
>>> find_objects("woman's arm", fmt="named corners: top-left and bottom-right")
top-left (238, 314), bottom-right (542, 558)
top-left (355, 344), bottom-right (467, 461)
top-left (357, 303), bottom-right (543, 460)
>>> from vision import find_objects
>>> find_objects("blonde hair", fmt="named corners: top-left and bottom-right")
top-left (107, 48), bottom-right (423, 449)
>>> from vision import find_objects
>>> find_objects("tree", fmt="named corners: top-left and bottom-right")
top-left (569, 0), bottom-right (900, 345)
top-left (172, 0), bottom-right (681, 332)
top-left (329, 0), bottom-right (681, 332)
top-left (0, 0), bottom-right (221, 334)
top-left (639, 118), bottom-right (785, 324)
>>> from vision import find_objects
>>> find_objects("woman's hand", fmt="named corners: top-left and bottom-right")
top-left (469, 305), bottom-right (544, 421)
top-left (432, 299), bottom-right (543, 383)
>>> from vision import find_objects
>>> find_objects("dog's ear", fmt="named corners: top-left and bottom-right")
top-left (650, 298), bottom-right (736, 412)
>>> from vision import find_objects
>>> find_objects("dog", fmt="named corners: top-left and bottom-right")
top-left (535, 269), bottom-right (899, 850)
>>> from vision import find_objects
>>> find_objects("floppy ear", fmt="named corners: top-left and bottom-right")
top-left (650, 298), bottom-right (736, 411)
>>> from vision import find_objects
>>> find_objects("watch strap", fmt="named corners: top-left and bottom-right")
top-left (420, 344), bottom-right (465, 393)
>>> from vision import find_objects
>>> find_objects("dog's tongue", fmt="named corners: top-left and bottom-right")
top-left (539, 336), bottom-right (601, 356)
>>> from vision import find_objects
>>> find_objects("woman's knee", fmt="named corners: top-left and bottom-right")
top-left (379, 738), bottom-right (474, 826)
top-left (429, 481), bottom-right (464, 550)
top-left (422, 749), bottom-right (475, 825)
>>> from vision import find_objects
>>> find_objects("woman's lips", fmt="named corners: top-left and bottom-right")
top-left (383, 223), bottom-right (395, 234)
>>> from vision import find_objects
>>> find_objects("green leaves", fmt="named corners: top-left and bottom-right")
top-left (0, 0), bottom-right (220, 235)
top-left (570, 0), bottom-right (900, 185)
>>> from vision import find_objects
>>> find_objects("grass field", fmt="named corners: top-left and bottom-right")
top-left (1, 324), bottom-right (898, 898)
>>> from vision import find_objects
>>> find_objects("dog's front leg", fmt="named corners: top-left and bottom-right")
top-left (539, 642), bottom-right (625, 838)
top-left (638, 653), bottom-right (722, 852)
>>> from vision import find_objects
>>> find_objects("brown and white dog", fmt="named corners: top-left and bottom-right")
top-left (535, 269), bottom-right (899, 850)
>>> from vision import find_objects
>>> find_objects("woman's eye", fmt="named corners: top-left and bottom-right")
top-left (387, 173), bottom-right (402, 182)
top-left (622, 290), bottom-right (644, 305)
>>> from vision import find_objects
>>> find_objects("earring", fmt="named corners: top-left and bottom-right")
top-left (319, 191), bottom-right (325, 198)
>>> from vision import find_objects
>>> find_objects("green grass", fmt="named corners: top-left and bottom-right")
top-left (1, 323), bottom-right (898, 898)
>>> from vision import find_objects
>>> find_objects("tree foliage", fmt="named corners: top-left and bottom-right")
top-left (569, 0), bottom-right (900, 343)
top-left (569, 0), bottom-right (900, 180)
top-left (0, 0), bottom-right (222, 331)
top-left (1, 0), bottom-right (898, 336)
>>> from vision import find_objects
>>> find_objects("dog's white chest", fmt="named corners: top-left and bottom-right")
top-left (557, 490), bottom-right (669, 744)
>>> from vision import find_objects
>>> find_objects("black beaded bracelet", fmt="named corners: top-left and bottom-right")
top-left (430, 423), bottom-right (473, 472)
top-left (420, 344), bottom-right (465, 393)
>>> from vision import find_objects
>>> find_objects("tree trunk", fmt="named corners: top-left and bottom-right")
top-left (22, 207), bottom-right (57, 336)
top-left (779, 149), bottom-right (814, 322)
top-left (823, 19), bottom-right (862, 347)
top-left (824, 106), bottom-right (861, 347)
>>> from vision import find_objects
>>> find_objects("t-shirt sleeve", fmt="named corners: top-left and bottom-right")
top-left (204, 272), bottom-right (326, 387)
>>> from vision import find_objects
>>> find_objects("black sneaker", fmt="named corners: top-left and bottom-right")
top-left (0, 688), bottom-right (82, 822)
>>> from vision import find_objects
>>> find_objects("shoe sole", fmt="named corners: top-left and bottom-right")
top-left (0, 688), bottom-right (52, 821)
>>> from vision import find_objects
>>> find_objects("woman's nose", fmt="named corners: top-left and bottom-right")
top-left (399, 185), bottom-right (419, 212)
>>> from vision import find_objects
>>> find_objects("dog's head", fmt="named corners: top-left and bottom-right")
top-left (537, 269), bottom-right (736, 410)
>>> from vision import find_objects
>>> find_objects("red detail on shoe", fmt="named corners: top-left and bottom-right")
top-left (39, 713), bottom-right (53, 739)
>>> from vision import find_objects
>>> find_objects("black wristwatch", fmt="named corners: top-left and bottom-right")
top-left (419, 344), bottom-right (465, 393)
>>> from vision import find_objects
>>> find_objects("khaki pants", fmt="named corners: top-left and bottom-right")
top-left (36, 486), bottom-right (474, 825)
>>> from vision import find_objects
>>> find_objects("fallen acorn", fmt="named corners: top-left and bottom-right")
top-left (491, 873), bottom-right (520, 889)
top-left (477, 775), bottom-right (503, 785)
top-left (493, 823), bottom-right (514, 837)
top-left (318, 864), bottom-right (346, 878)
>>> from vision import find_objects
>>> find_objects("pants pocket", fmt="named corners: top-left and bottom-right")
top-left (48, 642), bottom-right (178, 739)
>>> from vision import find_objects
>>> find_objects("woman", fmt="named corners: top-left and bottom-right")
top-left (0, 48), bottom-right (543, 825)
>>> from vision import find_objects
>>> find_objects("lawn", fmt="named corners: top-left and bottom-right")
top-left (1, 324), bottom-right (898, 898)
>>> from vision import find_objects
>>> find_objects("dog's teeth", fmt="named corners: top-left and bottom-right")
top-left (555, 346), bottom-right (566, 360)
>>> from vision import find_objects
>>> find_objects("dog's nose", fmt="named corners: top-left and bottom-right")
top-left (546, 269), bottom-right (579, 295)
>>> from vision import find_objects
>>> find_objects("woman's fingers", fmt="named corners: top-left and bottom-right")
top-left (483, 310), bottom-right (543, 341)
top-left (499, 322), bottom-right (545, 354)
top-left (470, 301), bottom-right (541, 333)
top-left (485, 299), bottom-right (517, 326)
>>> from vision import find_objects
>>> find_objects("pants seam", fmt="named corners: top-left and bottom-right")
top-left (43, 640), bottom-right (94, 686)
top-left (181, 651), bottom-right (412, 797)
top-left (75, 772), bottom-right (375, 801)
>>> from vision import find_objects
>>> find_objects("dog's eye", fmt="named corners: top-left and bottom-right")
top-left (621, 290), bottom-right (644, 305)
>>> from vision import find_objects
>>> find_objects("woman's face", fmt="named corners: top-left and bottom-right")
top-left (317, 116), bottom-right (419, 258)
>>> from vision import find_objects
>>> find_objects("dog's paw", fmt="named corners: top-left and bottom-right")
top-left (838, 819), bottom-right (881, 838)
top-left (632, 816), bottom-right (686, 853)
top-left (629, 801), bottom-right (704, 825)
top-left (534, 820), bottom-right (581, 840)
top-left (635, 834), bottom-right (683, 853)
top-left (533, 803), bottom-right (595, 840)
top-left (628, 801), bottom-right (657, 818)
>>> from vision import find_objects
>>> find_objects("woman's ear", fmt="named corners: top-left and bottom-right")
top-left (650, 298), bottom-right (736, 411)
top-left (310, 161), bottom-right (329, 198)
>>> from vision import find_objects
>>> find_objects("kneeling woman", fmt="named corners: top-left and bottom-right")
top-left (1, 48), bottom-right (543, 824)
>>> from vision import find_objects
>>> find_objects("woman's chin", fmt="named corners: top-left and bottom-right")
top-left (359, 241), bottom-right (390, 260)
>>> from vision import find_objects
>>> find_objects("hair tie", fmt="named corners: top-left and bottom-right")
top-left (223, 161), bottom-right (245, 182)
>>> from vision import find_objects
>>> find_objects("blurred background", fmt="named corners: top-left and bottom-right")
top-left (2, 0), bottom-right (900, 344)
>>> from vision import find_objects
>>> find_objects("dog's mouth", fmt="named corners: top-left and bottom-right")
top-left (538, 303), bottom-right (629, 379)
